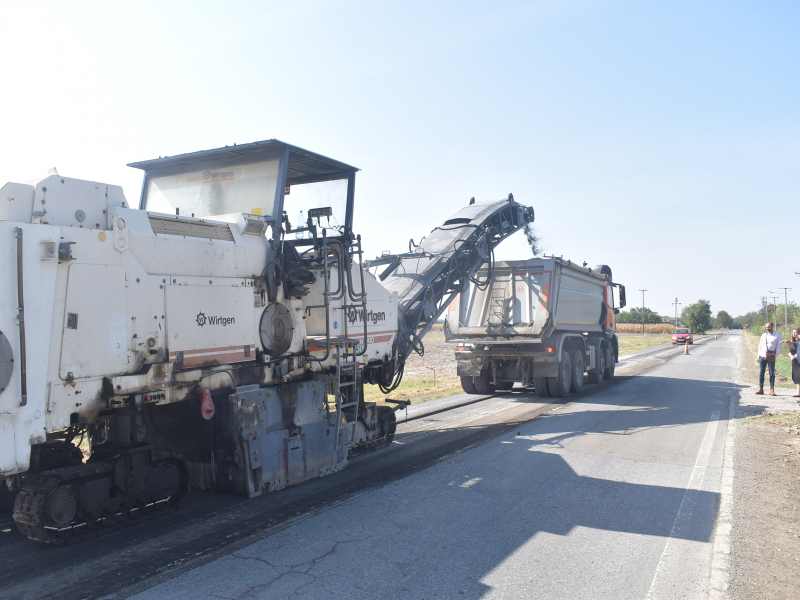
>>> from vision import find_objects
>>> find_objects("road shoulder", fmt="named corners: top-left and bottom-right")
top-left (723, 333), bottom-right (800, 598)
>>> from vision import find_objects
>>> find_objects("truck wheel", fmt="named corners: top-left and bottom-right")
top-left (460, 376), bottom-right (478, 395)
top-left (603, 352), bottom-right (615, 381)
top-left (533, 377), bottom-right (551, 398)
top-left (588, 348), bottom-right (605, 384)
top-left (474, 371), bottom-right (496, 395)
top-left (568, 350), bottom-right (585, 393)
top-left (496, 381), bottom-right (514, 391)
top-left (548, 352), bottom-right (572, 398)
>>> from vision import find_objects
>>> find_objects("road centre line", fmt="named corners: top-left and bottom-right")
top-left (646, 410), bottom-right (721, 600)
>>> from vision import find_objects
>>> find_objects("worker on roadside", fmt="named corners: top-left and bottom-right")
top-left (756, 322), bottom-right (782, 396)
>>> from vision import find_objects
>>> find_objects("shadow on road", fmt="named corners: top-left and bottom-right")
top-left (0, 369), bottom-right (744, 600)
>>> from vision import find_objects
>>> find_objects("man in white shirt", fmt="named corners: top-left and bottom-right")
top-left (756, 322), bottom-right (782, 396)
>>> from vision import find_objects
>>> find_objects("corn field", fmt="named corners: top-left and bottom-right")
top-left (616, 323), bottom-right (675, 334)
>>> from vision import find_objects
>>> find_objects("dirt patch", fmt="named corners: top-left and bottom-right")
top-left (363, 325), bottom-right (461, 404)
top-left (727, 332), bottom-right (800, 598)
top-left (728, 418), bottom-right (800, 599)
top-left (403, 329), bottom-right (458, 382)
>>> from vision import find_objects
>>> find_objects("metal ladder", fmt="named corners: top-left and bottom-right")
top-left (329, 337), bottom-right (360, 451)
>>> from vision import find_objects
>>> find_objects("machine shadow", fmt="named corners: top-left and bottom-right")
top-left (368, 433), bottom-right (720, 599)
top-left (484, 373), bottom-right (747, 450)
top-left (376, 375), bottom-right (732, 598)
top-left (0, 372), bottom-right (736, 600)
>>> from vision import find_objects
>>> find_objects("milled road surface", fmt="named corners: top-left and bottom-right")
top-left (0, 337), bottom-right (725, 599)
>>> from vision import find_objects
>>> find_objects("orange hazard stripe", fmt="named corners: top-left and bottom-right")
top-left (169, 344), bottom-right (256, 367)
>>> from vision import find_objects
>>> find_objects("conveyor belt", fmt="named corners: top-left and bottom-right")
top-left (368, 195), bottom-right (534, 391)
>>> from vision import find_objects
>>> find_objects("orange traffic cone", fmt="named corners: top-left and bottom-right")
top-left (684, 341), bottom-right (689, 355)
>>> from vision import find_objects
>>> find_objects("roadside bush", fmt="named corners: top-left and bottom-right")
top-left (616, 323), bottom-right (675, 334)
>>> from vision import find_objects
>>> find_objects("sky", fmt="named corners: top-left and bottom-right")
top-left (1, 0), bottom-right (797, 318)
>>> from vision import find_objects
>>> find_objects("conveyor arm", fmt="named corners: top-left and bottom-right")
top-left (369, 194), bottom-right (534, 392)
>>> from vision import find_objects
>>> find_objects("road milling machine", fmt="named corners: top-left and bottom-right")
top-left (0, 140), bottom-right (534, 543)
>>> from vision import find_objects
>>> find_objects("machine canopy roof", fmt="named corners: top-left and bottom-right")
top-left (129, 140), bottom-right (359, 221)
top-left (128, 139), bottom-right (358, 186)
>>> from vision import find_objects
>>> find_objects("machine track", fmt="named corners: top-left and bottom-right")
top-left (12, 454), bottom-right (189, 546)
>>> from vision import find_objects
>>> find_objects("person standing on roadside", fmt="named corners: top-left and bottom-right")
top-left (756, 322), bottom-right (782, 396)
top-left (781, 328), bottom-right (800, 398)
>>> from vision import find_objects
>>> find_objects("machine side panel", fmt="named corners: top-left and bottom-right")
top-left (304, 266), bottom-right (396, 363)
top-left (59, 264), bottom-right (129, 379)
top-left (129, 234), bottom-right (241, 278)
top-left (0, 183), bottom-right (35, 223)
top-left (0, 222), bottom-right (60, 475)
top-left (165, 282), bottom-right (257, 368)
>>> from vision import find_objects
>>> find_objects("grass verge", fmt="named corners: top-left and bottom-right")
top-left (617, 333), bottom-right (674, 356)
top-left (742, 411), bottom-right (800, 427)
top-left (364, 377), bottom-right (464, 405)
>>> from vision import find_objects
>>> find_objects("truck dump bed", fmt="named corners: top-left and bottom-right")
top-left (445, 257), bottom-right (609, 342)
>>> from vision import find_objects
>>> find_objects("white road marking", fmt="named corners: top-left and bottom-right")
top-left (460, 477), bottom-right (483, 488)
top-left (707, 392), bottom-right (736, 599)
top-left (646, 410), bottom-right (721, 600)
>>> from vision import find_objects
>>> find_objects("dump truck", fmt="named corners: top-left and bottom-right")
top-left (445, 257), bottom-right (626, 397)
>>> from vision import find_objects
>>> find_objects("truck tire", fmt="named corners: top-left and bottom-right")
top-left (533, 377), bottom-right (551, 398)
top-left (460, 376), bottom-right (478, 395)
top-left (474, 371), bottom-right (496, 395)
top-left (568, 349), bottom-right (585, 393)
top-left (548, 352), bottom-right (572, 398)
top-left (496, 381), bottom-right (514, 391)
top-left (603, 351), bottom-right (615, 381)
top-left (588, 347), bottom-right (605, 384)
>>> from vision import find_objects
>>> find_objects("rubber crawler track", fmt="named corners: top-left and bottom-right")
top-left (13, 458), bottom-right (188, 546)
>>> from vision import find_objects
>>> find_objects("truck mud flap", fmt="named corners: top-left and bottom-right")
top-left (457, 360), bottom-right (483, 377)
top-left (532, 362), bottom-right (559, 378)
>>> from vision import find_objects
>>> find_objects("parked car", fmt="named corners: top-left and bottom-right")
top-left (673, 328), bottom-right (693, 345)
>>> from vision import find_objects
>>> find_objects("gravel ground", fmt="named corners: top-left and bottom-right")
top-left (727, 334), bottom-right (800, 599)
top-left (403, 329), bottom-right (459, 382)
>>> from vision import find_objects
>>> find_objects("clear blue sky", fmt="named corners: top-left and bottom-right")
top-left (1, 1), bottom-right (796, 318)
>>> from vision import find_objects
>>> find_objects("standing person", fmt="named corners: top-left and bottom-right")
top-left (782, 328), bottom-right (800, 398)
top-left (756, 322), bottom-right (782, 396)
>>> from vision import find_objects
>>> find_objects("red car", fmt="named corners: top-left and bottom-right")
top-left (672, 328), bottom-right (693, 345)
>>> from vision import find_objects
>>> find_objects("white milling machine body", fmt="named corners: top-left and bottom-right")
top-left (0, 140), bottom-right (534, 543)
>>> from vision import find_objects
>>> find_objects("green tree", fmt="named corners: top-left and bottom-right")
top-left (682, 300), bottom-right (712, 334)
top-left (733, 310), bottom-right (760, 329)
top-left (617, 306), bottom-right (662, 324)
top-left (714, 310), bottom-right (733, 329)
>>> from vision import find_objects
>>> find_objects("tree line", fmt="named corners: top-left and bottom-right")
top-left (617, 299), bottom-right (799, 335)
top-left (733, 302), bottom-right (799, 333)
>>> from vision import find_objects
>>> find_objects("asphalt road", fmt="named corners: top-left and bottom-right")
top-left (0, 335), bottom-right (732, 599)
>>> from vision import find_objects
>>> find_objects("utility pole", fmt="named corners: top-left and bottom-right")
top-left (639, 289), bottom-right (647, 336)
top-left (768, 295), bottom-right (779, 328)
top-left (672, 298), bottom-right (681, 328)
top-left (761, 297), bottom-right (768, 326)
top-left (778, 287), bottom-right (792, 334)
